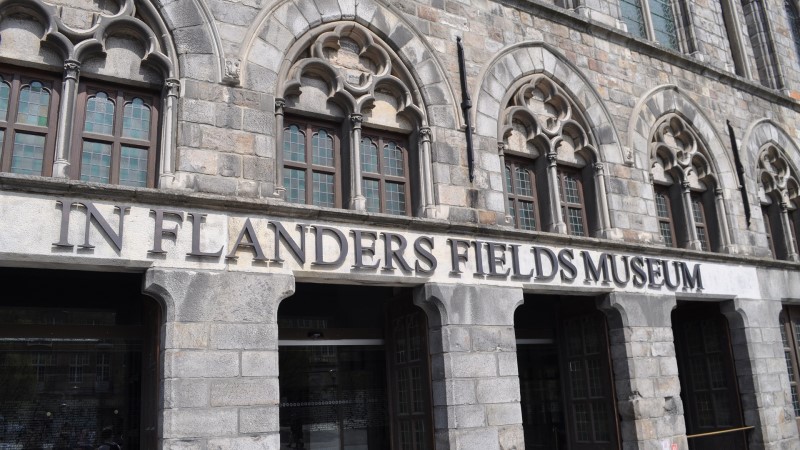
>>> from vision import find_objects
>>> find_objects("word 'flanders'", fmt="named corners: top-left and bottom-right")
top-left (51, 199), bottom-right (703, 291)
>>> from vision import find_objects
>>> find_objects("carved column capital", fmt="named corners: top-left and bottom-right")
top-left (680, 180), bottom-right (691, 192)
top-left (780, 201), bottom-right (789, 212)
top-left (164, 79), bottom-right (180, 98)
top-left (274, 98), bottom-right (286, 116)
top-left (497, 142), bottom-right (505, 156)
top-left (350, 113), bottom-right (363, 129)
top-left (546, 152), bottom-right (557, 167)
top-left (593, 162), bottom-right (605, 174)
top-left (419, 127), bottom-right (432, 143)
top-left (714, 187), bottom-right (724, 198)
top-left (63, 60), bottom-right (81, 81)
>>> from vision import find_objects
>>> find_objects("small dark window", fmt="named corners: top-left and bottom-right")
top-left (283, 119), bottom-right (341, 208)
top-left (72, 84), bottom-right (159, 187)
top-left (0, 71), bottom-right (60, 177)
top-left (505, 158), bottom-right (539, 231)
top-left (558, 166), bottom-right (588, 237)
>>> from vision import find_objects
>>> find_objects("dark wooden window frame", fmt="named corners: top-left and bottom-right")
top-left (71, 82), bottom-right (160, 187)
top-left (0, 69), bottom-right (61, 177)
top-left (691, 192), bottom-right (711, 251)
top-left (361, 129), bottom-right (412, 216)
top-left (655, 184), bottom-right (677, 247)
top-left (283, 118), bottom-right (343, 208)
top-left (558, 165), bottom-right (589, 237)
top-left (505, 156), bottom-right (540, 231)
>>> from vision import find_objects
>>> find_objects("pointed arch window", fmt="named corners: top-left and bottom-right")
top-left (72, 84), bottom-right (159, 187)
top-left (757, 144), bottom-right (800, 260)
top-left (275, 23), bottom-right (434, 218)
top-left (650, 116), bottom-right (727, 252)
top-left (499, 75), bottom-right (612, 238)
top-left (786, 0), bottom-right (800, 66)
top-left (0, 72), bottom-right (60, 177)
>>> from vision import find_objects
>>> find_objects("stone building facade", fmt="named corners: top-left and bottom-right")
top-left (0, 0), bottom-right (799, 448)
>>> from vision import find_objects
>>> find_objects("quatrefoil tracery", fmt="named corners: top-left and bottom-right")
top-left (649, 115), bottom-right (713, 190)
top-left (282, 23), bottom-right (424, 124)
top-left (758, 144), bottom-right (799, 206)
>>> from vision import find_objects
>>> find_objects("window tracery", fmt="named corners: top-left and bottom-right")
top-left (498, 75), bottom-right (610, 237)
top-left (650, 115), bottom-right (727, 252)
top-left (757, 144), bottom-right (800, 260)
top-left (275, 23), bottom-right (434, 217)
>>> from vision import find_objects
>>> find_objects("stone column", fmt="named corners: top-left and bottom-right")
top-left (349, 113), bottom-right (366, 211)
top-left (158, 78), bottom-right (180, 188)
top-left (414, 283), bottom-right (524, 450)
top-left (680, 180), bottom-right (703, 250)
top-left (779, 201), bottom-right (799, 261)
top-left (52, 59), bottom-right (80, 178)
top-left (714, 187), bottom-right (734, 253)
top-left (598, 292), bottom-right (689, 450)
top-left (273, 98), bottom-right (286, 198)
top-left (546, 152), bottom-right (567, 234)
top-left (420, 127), bottom-right (437, 218)
top-left (593, 162), bottom-right (614, 238)
top-left (144, 269), bottom-right (295, 449)
top-left (721, 298), bottom-right (800, 450)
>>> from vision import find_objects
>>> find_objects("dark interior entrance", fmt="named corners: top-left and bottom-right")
top-left (673, 302), bottom-right (748, 450)
top-left (0, 268), bottom-right (160, 450)
top-left (515, 295), bottom-right (620, 450)
top-left (277, 283), bottom-right (432, 450)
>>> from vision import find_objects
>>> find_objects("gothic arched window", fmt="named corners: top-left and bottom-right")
top-left (499, 75), bottom-right (610, 237)
top-left (757, 144), bottom-right (800, 260)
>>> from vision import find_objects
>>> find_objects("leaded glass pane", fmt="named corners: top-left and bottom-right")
top-left (122, 98), bottom-right (151, 140)
top-left (363, 179), bottom-right (380, 213)
top-left (515, 167), bottom-right (533, 196)
top-left (0, 130), bottom-right (4, 155)
top-left (573, 403), bottom-right (591, 441)
top-left (312, 172), bottom-right (335, 207)
top-left (568, 207), bottom-right (586, 236)
top-left (505, 165), bottom-right (513, 194)
top-left (80, 141), bottom-right (112, 183)
top-left (17, 82), bottom-right (49, 126)
top-left (312, 130), bottom-right (334, 167)
top-left (586, 359), bottom-right (603, 396)
top-left (518, 201), bottom-right (536, 231)
top-left (592, 402), bottom-right (610, 441)
top-left (649, 0), bottom-right (679, 50)
top-left (563, 173), bottom-right (580, 203)
top-left (692, 199), bottom-right (704, 223)
top-left (11, 132), bottom-right (44, 175)
top-left (361, 138), bottom-right (379, 173)
top-left (284, 125), bottom-right (305, 163)
top-left (385, 182), bottom-right (406, 215)
top-left (620, 0), bottom-right (647, 38)
top-left (792, 384), bottom-right (800, 417)
top-left (85, 92), bottom-right (115, 135)
top-left (382, 141), bottom-right (404, 177)
top-left (696, 227), bottom-right (708, 251)
top-left (659, 221), bottom-right (674, 247)
top-left (655, 192), bottom-right (670, 218)
top-left (120, 146), bottom-right (148, 187)
top-left (284, 168), bottom-right (305, 203)
top-left (0, 77), bottom-right (9, 121)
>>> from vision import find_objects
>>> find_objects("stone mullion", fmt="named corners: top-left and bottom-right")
top-left (779, 201), bottom-right (799, 261)
top-left (159, 78), bottom-right (180, 188)
top-left (350, 113), bottom-right (366, 211)
top-left (681, 180), bottom-right (703, 250)
top-left (273, 98), bottom-right (286, 198)
top-left (53, 60), bottom-right (80, 179)
top-left (547, 153), bottom-right (567, 233)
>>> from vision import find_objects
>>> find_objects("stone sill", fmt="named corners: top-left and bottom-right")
top-left (1, 173), bottom-right (799, 272)
top-left (499, 0), bottom-right (800, 111)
